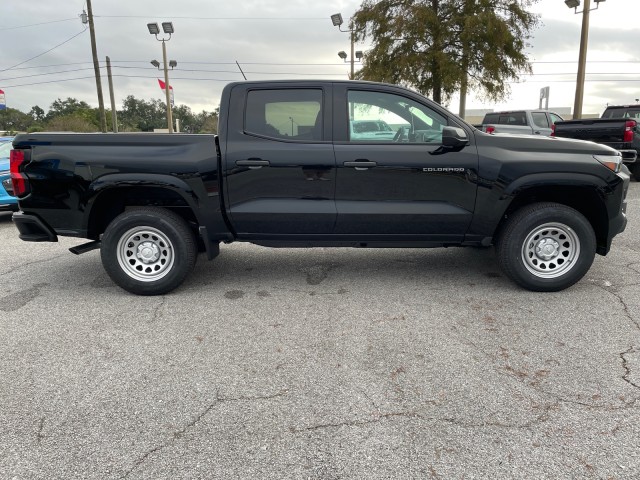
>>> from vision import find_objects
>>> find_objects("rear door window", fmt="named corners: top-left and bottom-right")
top-left (531, 112), bottom-right (549, 129)
top-left (245, 89), bottom-right (323, 141)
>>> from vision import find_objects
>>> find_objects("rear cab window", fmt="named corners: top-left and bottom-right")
top-left (482, 112), bottom-right (526, 126)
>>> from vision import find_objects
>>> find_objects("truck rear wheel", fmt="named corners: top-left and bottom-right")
top-left (100, 207), bottom-right (197, 295)
top-left (496, 202), bottom-right (596, 292)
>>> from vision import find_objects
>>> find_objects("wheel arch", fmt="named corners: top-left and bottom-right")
top-left (495, 184), bottom-right (609, 254)
top-left (85, 176), bottom-right (201, 239)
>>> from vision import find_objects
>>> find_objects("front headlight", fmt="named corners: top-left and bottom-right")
top-left (594, 153), bottom-right (622, 173)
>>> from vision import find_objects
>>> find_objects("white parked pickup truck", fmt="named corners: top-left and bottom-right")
top-left (481, 110), bottom-right (565, 136)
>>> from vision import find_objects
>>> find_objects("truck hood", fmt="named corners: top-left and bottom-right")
top-left (476, 131), bottom-right (619, 156)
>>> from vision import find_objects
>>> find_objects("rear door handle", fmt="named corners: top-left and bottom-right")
top-left (343, 160), bottom-right (377, 170)
top-left (236, 159), bottom-right (270, 169)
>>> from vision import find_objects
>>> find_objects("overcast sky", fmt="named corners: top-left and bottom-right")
top-left (2, 0), bottom-right (639, 117)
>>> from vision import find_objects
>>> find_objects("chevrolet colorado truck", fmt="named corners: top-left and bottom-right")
top-left (552, 105), bottom-right (640, 177)
top-left (10, 80), bottom-right (629, 295)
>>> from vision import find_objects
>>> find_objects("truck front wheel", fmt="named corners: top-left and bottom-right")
top-left (100, 207), bottom-right (197, 295)
top-left (496, 203), bottom-right (596, 292)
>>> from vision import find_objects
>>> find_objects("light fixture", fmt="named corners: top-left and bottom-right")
top-left (338, 51), bottom-right (347, 60)
top-left (148, 21), bottom-right (176, 132)
top-left (162, 22), bottom-right (174, 34)
top-left (330, 13), bottom-right (343, 27)
top-left (564, 0), bottom-right (580, 8)
top-left (355, 50), bottom-right (363, 60)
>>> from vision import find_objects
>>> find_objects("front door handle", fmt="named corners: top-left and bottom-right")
top-left (343, 160), bottom-right (377, 170)
top-left (236, 159), bottom-right (270, 169)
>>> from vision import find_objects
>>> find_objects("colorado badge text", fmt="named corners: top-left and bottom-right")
top-left (423, 167), bottom-right (465, 173)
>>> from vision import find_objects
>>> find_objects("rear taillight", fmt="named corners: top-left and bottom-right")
top-left (551, 124), bottom-right (556, 137)
top-left (10, 149), bottom-right (30, 197)
top-left (485, 126), bottom-right (495, 134)
top-left (623, 120), bottom-right (636, 143)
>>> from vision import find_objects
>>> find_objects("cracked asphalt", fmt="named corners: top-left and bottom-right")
top-left (0, 184), bottom-right (639, 479)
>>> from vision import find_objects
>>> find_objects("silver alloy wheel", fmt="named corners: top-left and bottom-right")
top-left (116, 226), bottom-right (175, 282)
top-left (521, 222), bottom-right (580, 279)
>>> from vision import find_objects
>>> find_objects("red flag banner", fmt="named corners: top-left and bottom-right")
top-left (157, 79), bottom-right (174, 106)
top-left (157, 79), bottom-right (173, 91)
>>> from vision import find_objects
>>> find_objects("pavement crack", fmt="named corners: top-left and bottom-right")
top-left (148, 296), bottom-right (166, 323)
top-left (289, 411), bottom-right (418, 433)
top-left (216, 389), bottom-right (289, 403)
top-left (290, 406), bottom-right (553, 434)
top-left (620, 346), bottom-right (640, 390)
top-left (0, 257), bottom-right (58, 277)
top-left (119, 388), bottom-right (288, 479)
top-left (594, 283), bottom-right (640, 331)
top-left (36, 417), bottom-right (45, 444)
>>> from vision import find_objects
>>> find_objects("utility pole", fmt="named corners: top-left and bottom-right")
top-left (573, 0), bottom-right (590, 119)
top-left (86, 0), bottom-right (107, 132)
top-left (106, 56), bottom-right (118, 132)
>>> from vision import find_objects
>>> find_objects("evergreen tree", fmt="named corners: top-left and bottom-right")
top-left (352, 0), bottom-right (539, 105)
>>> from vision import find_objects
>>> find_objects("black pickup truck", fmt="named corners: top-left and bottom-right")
top-left (9, 80), bottom-right (629, 295)
top-left (552, 105), bottom-right (640, 177)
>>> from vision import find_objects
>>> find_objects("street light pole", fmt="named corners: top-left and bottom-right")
top-left (350, 29), bottom-right (355, 80)
top-left (148, 22), bottom-right (175, 133)
top-left (566, 0), bottom-right (605, 119)
top-left (331, 13), bottom-right (362, 80)
top-left (161, 39), bottom-right (173, 133)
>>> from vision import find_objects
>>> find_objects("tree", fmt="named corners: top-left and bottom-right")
top-left (118, 95), bottom-right (166, 132)
top-left (352, 0), bottom-right (539, 105)
top-left (46, 115), bottom-right (99, 132)
top-left (0, 107), bottom-right (34, 133)
top-left (29, 105), bottom-right (45, 123)
top-left (46, 97), bottom-right (101, 129)
top-left (46, 97), bottom-right (92, 120)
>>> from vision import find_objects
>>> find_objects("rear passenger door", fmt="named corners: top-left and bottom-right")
top-left (531, 112), bottom-right (552, 136)
top-left (224, 85), bottom-right (336, 236)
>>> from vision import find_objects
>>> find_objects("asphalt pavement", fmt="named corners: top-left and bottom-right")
top-left (0, 184), bottom-right (639, 479)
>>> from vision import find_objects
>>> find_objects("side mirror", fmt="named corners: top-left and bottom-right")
top-left (442, 126), bottom-right (468, 148)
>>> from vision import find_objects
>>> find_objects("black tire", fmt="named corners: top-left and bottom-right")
top-left (496, 202), bottom-right (596, 292)
top-left (100, 207), bottom-right (197, 295)
top-left (629, 164), bottom-right (640, 181)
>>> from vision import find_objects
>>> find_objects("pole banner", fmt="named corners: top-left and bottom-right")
top-left (157, 80), bottom-right (174, 106)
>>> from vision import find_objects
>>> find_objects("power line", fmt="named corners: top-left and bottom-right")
top-left (0, 28), bottom-right (88, 73)
top-left (0, 67), bottom-right (96, 82)
top-left (3, 73), bottom-right (640, 90)
top-left (4, 62), bottom-right (640, 83)
top-left (0, 18), bottom-right (78, 31)
top-left (94, 15), bottom-right (327, 20)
